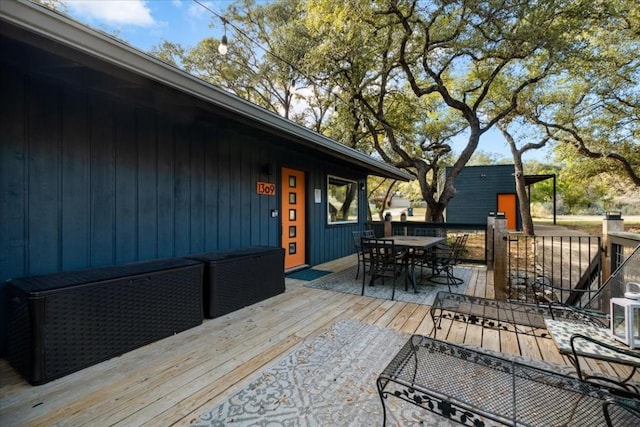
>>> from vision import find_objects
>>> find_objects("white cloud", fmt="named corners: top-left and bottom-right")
top-left (67, 1), bottom-right (156, 27)
top-left (187, 1), bottom-right (213, 19)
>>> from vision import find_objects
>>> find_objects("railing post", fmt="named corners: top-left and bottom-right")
top-left (486, 214), bottom-right (496, 269)
top-left (602, 212), bottom-right (624, 282)
top-left (493, 217), bottom-right (508, 301)
top-left (400, 212), bottom-right (407, 235)
top-left (384, 213), bottom-right (392, 237)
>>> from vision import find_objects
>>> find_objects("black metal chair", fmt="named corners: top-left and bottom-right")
top-left (361, 237), bottom-right (406, 300)
top-left (569, 333), bottom-right (640, 397)
top-left (427, 234), bottom-right (469, 291)
top-left (414, 228), bottom-right (436, 237)
top-left (352, 230), bottom-right (375, 280)
top-left (603, 394), bottom-right (640, 425)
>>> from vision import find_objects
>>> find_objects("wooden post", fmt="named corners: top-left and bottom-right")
top-left (400, 212), bottom-right (407, 235)
top-left (493, 217), bottom-right (508, 301)
top-left (486, 214), bottom-right (496, 269)
top-left (602, 213), bottom-right (624, 282)
top-left (384, 213), bottom-right (392, 237)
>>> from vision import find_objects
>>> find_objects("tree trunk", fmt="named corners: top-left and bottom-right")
top-left (378, 180), bottom-right (397, 221)
top-left (502, 128), bottom-right (537, 235)
top-left (513, 158), bottom-right (535, 235)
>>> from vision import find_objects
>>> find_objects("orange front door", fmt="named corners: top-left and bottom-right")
top-left (281, 167), bottom-right (306, 269)
top-left (497, 193), bottom-right (517, 230)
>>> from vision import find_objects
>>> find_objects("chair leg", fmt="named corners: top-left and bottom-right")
top-left (361, 264), bottom-right (367, 295)
top-left (446, 266), bottom-right (464, 286)
top-left (391, 278), bottom-right (396, 301)
top-left (355, 257), bottom-right (361, 280)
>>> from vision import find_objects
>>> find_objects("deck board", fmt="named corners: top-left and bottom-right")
top-left (1, 257), bottom-right (635, 426)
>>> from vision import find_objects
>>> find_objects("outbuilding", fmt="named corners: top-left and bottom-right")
top-left (441, 164), bottom-right (556, 229)
top-left (442, 164), bottom-right (521, 229)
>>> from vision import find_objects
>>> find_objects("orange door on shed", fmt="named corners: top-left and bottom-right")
top-left (497, 193), bottom-right (517, 230)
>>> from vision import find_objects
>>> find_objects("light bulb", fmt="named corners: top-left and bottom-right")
top-left (218, 35), bottom-right (228, 55)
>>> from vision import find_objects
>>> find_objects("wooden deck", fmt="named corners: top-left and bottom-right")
top-left (1, 255), bottom-right (636, 426)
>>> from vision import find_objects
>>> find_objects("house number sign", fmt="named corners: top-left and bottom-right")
top-left (256, 181), bottom-right (276, 196)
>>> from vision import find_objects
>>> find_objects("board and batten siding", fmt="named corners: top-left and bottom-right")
top-left (443, 165), bottom-right (518, 225)
top-left (1, 67), bottom-right (285, 283)
top-left (0, 58), bottom-right (369, 353)
top-left (305, 166), bottom-right (363, 267)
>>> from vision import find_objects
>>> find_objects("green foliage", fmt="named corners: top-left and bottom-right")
top-left (468, 151), bottom-right (510, 166)
top-left (147, 0), bottom-right (639, 219)
top-left (32, 0), bottom-right (67, 12)
top-left (148, 41), bottom-right (184, 67)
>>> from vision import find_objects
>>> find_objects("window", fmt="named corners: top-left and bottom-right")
top-left (327, 175), bottom-right (358, 224)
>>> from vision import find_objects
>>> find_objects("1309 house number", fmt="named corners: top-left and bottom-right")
top-left (256, 181), bottom-right (276, 196)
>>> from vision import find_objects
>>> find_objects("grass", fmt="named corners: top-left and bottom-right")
top-left (400, 208), bottom-right (640, 235)
top-left (533, 217), bottom-right (640, 236)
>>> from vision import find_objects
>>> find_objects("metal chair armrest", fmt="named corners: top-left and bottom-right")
top-left (603, 398), bottom-right (640, 427)
top-left (570, 333), bottom-right (640, 363)
top-left (570, 333), bottom-right (640, 397)
top-left (547, 302), bottom-right (609, 327)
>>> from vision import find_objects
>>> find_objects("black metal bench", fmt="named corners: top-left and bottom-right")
top-left (430, 291), bottom-right (607, 337)
top-left (377, 335), bottom-right (640, 426)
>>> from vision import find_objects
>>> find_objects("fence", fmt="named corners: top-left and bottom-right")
top-left (369, 216), bottom-right (639, 312)
top-left (367, 221), bottom-right (486, 264)
top-left (584, 245), bottom-right (640, 315)
top-left (492, 215), bottom-right (640, 314)
top-left (505, 234), bottom-right (602, 308)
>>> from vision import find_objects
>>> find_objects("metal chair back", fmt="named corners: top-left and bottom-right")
top-left (361, 237), bottom-right (405, 300)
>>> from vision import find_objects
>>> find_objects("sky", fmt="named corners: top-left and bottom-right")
top-left (59, 0), bottom-right (552, 163)
top-left (63, 0), bottom-right (227, 50)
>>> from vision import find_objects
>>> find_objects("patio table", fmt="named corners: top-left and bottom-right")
top-left (389, 236), bottom-right (444, 292)
top-left (377, 334), bottom-right (640, 426)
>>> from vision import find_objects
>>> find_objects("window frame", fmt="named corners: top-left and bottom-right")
top-left (327, 175), bottom-right (359, 225)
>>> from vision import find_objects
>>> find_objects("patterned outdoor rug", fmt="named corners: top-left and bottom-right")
top-left (304, 265), bottom-right (471, 306)
top-left (194, 320), bottom-right (456, 426)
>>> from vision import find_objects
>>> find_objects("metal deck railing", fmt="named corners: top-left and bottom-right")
top-left (507, 235), bottom-right (603, 308)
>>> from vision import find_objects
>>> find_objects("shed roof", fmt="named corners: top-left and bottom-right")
top-left (524, 174), bottom-right (555, 186)
top-left (0, 0), bottom-right (412, 181)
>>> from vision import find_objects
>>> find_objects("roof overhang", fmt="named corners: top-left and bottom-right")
top-left (524, 174), bottom-right (556, 186)
top-left (0, 0), bottom-right (412, 181)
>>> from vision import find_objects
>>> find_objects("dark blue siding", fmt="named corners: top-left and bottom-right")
top-left (444, 165), bottom-right (518, 225)
top-left (1, 67), bottom-right (27, 281)
top-left (190, 127), bottom-right (206, 254)
top-left (305, 165), bottom-right (363, 266)
top-left (157, 118), bottom-right (176, 258)
top-left (115, 104), bottom-right (138, 264)
top-left (0, 51), bottom-right (371, 354)
top-left (28, 77), bottom-right (60, 275)
top-left (137, 109), bottom-right (159, 260)
top-left (61, 84), bottom-right (90, 270)
top-left (1, 68), bottom-right (369, 275)
top-left (89, 93), bottom-right (116, 266)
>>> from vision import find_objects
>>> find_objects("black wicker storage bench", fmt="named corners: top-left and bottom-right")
top-left (187, 246), bottom-right (285, 318)
top-left (377, 335), bottom-right (640, 426)
top-left (5, 258), bottom-right (204, 385)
